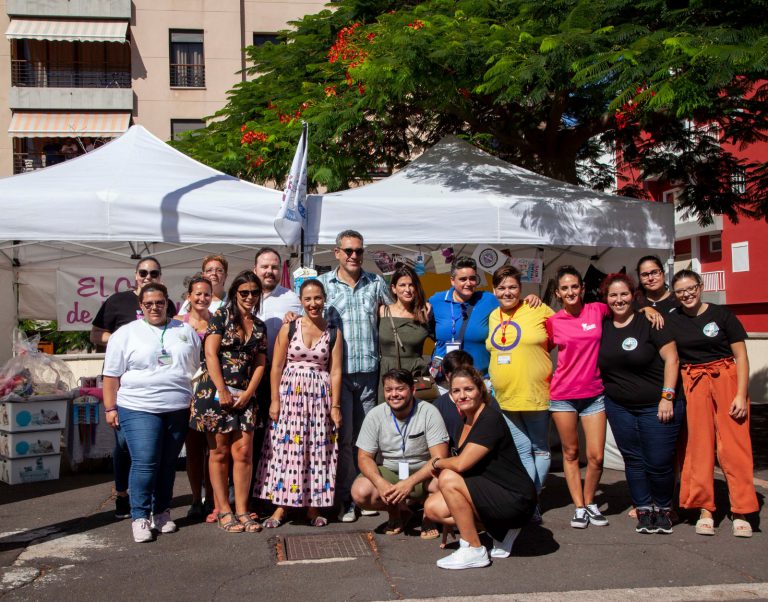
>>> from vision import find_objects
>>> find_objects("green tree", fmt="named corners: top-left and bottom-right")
top-left (172, 0), bottom-right (768, 223)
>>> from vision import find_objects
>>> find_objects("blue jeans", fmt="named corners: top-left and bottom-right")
top-left (113, 425), bottom-right (131, 493)
top-left (118, 407), bottom-right (189, 520)
top-left (501, 410), bottom-right (551, 494)
top-left (605, 397), bottom-right (685, 508)
top-left (337, 372), bottom-right (378, 504)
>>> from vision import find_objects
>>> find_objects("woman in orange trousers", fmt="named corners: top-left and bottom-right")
top-left (667, 270), bottom-right (758, 537)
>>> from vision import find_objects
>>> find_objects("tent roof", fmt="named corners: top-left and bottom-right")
top-left (0, 125), bottom-right (283, 245)
top-left (310, 135), bottom-right (674, 250)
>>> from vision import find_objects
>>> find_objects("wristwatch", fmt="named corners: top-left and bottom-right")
top-left (661, 391), bottom-right (675, 401)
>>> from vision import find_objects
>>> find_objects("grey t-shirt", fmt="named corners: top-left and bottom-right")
top-left (356, 400), bottom-right (449, 472)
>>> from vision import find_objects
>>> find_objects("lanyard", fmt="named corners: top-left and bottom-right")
top-left (498, 307), bottom-right (518, 344)
top-left (391, 403), bottom-right (416, 455)
top-left (144, 319), bottom-right (169, 353)
top-left (446, 289), bottom-right (465, 341)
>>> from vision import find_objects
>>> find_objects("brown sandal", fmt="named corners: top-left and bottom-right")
top-left (217, 512), bottom-right (244, 533)
top-left (236, 513), bottom-right (263, 533)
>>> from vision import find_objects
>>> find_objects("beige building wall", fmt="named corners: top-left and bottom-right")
top-left (0, 1), bottom-right (12, 177)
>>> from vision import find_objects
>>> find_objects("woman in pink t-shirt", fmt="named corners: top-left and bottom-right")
top-left (546, 266), bottom-right (661, 530)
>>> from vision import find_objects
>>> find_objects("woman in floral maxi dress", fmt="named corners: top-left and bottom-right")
top-left (256, 280), bottom-right (343, 527)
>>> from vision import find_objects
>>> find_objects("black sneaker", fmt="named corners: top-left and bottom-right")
top-left (115, 495), bottom-right (131, 519)
top-left (585, 504), bottom-right (609, 526)
top-left (635, 508), bottom-right (656, 534)
top-left (570, 507), bottom-right (589, 529)
top-left (653, 508), bottom-right (674, 534)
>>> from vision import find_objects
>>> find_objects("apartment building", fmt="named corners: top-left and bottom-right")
top-left (0, 0), bottom-right (327, 176)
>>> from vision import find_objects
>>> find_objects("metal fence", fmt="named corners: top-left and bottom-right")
top-left (11, 60), bottom-right (131, 88)
top-left (169, 64), bottom-right (205, 88)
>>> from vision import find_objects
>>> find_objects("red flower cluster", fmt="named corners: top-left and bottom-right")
top-left (247, 154), bottom-right (265, 168)
top-left (407, 20), bottom-right (425, 30)
top-left (240, 129), bottom-right (268, 145)
top-left (328, 22), bottom-right (366, 65)
top-left (324, 84), bottom-right (337, 97)
top-left (615, 85), bottom-right (655, 130)
top-left (458, 87), bottom-right (471, 99)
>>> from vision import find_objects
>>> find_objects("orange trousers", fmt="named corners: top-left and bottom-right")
top-left (679, 357), bottom-right (758, 514)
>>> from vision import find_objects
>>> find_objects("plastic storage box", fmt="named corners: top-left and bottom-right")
top-left (0, 430), bottom-right (61, 458)
top-left (0, 396), bottom-right (69, 432)
top-left (0, 454), bottom-right (61, 485)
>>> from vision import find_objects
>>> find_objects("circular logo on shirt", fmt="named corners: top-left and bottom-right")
top-left (478, 249), bottom-right (500, 270)
top-left (490, 321), bottom-right (522, 351)
top-left (622, 337), bottom-right (638, 351)
top-left (703, 322), bottom-right (720, 337)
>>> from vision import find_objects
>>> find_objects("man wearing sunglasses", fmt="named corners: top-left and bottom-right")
top-left (90, 256), bottom-right (177, 520)
top-left (317, 230), bottom-right (392, 523)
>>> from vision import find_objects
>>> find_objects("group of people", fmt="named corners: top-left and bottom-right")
top-left (95, 232), bottom-right (759, 570)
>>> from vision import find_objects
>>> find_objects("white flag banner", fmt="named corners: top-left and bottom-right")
top-left (275, 124), bottom-right (308, 246)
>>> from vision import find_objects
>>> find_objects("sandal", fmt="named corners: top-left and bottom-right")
top-left (384, 509), bottom-right (412, 535)
top-left (732, 518), bottom-right (753, 538)
top-left (263, 513), bottom-right (284, 529)
top-left (236, 513), bottom-right (263, 533)
top-left (695, 517), bottom-right (715, 536)
top-left (205, 507), bottom-right (219, 524)
top-left (217, 512), bottom-right (244, 533)
top-left (420, 519), bottom-right (440, 540)
top-left (309, 516), bottom-right (328, 527)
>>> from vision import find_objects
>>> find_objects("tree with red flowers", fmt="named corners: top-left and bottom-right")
top-left (172, 0), bottom-right (768, 222)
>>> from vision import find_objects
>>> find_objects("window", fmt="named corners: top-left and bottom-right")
top-left (169, 30), bottom-right (205, 88)
top-left (170, 119), bottom-right (205, 140)
top-left (662, 188), bottom-right (682, 204)
top-left (708, 234), bottom-right (722, 254)
top-left (731, 241), bottom-right (749, 273)
top-left (731, 168), bottom-right (746, 195)
top-left (253, 33), bottom-right (279, 47)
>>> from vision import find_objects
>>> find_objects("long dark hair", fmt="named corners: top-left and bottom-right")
top-left (225, 270), bottom-right (262, 335)
top-left (635, 255), bottom-right (666, 299)
top-left (449, 367), bottom-right (490, 406)
top-left (390, 264), bottom-right (429, 323)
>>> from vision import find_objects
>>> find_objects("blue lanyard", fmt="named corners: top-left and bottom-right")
top-left (446, 289), bottom-right (465, 341)
top-left (391, 404), bottom-right (416, 454)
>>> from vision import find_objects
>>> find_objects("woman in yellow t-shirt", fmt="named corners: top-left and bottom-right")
top-left (486, 265), bottom-right (554, 514)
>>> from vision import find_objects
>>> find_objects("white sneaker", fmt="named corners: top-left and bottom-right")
top-left (437, 545), bottom-right (490, 570)
top-left (359, 508), bottom-right (379, 517)
top-left (338, 502), bottom-right (358, 523)
top-left (490, 528), bottom-right (520, 558)
top-left (131, 518), bottom-right (153, 543)
top-left (151, 509), bottom-right (178, 534)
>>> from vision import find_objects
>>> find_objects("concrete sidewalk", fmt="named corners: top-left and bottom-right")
top-left (0, 404), bottom-right (766, 601)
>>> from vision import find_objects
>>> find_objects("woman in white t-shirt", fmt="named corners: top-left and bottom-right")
top-left (103, 283), bottom-right (201, 543)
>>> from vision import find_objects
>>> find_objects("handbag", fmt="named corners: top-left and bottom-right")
top-left (385, 307), bottom-right (439, 402)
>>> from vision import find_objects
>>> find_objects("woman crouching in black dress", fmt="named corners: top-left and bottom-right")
top-left (425, 367), bottom-right (536, 569)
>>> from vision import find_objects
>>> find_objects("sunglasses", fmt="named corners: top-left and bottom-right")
top-left (339, 247), bottom-right (364, 257)
top-left (141, 300), bottom-right (166, 309)
top-left (137, 269), bottom-right (161, 278)
top-left (237, 289), bottom-right (260, 299)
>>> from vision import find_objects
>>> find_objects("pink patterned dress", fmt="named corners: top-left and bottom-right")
top-left (255, 320), bottom-right (338, 507)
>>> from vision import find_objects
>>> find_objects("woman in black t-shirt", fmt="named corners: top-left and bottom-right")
top-left (667, 270), bottom-right (758, 538)
top-left (634, 255), bottom-right (678, 314)
top-left (425, 367), bottom-right (536, 570)
top-left (597, 274), bottom-right (682, 535)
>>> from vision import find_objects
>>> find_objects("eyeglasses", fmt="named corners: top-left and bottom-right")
top-left (204, 268), bottom-right (226, 275)
top-left (237, 289), bottom-right (260, 299)
top-left (339, 247), bottom-right (364, 257)
top-left (141, 300), bottom-right (166, 309)
top-left (137, 269), bottom-right (160, 279)
top-left (639, 268), bottom-right (663, 280)
top-left (673, 283), bottom-right (701, 297)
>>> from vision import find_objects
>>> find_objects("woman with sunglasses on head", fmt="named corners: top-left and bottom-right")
top-left (190, 271), bottom-right (268, 533)
top-left (378, 264), bottom-right (432, 403)
top-left (667, 270), bottom-right (758, 538)
top-left (635, 255), bottom-right (678, 314)
top-left (102, 283), bottom-right (201, 543)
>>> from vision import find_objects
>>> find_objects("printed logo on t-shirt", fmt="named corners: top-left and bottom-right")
top-left (703, 322), bottom-right (720, 338)
top-left (621, 337), bottom-right (638, 351)
top-left (581, 323), bottom-right (596, 332)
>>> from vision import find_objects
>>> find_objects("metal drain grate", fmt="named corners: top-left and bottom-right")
top-left (279, 531), bottom-right (375, 561)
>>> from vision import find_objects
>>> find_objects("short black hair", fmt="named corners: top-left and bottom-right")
top-left (442, 350), bottom-right (473, 377)
top-left (381, 368), bottom-right (414, 388)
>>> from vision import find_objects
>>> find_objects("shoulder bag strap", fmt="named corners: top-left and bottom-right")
top-left (385, 305), bottom-right (404, 369)
top-left (456, 294), bottom-right (479, 348)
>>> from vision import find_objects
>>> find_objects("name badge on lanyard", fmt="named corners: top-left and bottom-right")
top-left (446, 341), bottom-right (460, 354)
top-left (156, 349), bottom-right (172, 366)
top-left (392, 405), bottom-right (416, 481)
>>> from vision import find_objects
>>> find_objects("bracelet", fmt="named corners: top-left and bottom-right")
top-left (105, 408), bottom-right (117, 414)
top-left (431, 457), bottom-right (440, 470)
top-left (331, 405), bottom-right (341, 409)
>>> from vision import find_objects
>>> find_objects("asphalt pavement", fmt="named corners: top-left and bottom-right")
top-left (1, 404), bottom-right (766, 601)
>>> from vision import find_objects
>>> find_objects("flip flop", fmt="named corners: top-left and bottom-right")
top-left (420, 520), bottom-right (440, 540)
top-left (384, 508), bottom-right (413, 535)
top-left (732, 518), bottom-right (753, 538)
top-left (695, 517), bottom-right (715, 536)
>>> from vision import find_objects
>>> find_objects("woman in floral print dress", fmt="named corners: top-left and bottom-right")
top-left (255, 279), bottom-right (343, 527)
top-left (190, 271), bottom-right (267, 533)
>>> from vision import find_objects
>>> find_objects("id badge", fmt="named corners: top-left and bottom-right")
top-left (446, 340), bottom-right (460, 354)
top-left (497, 355), bottom-right (511, 365)
top-left (398, 461), bottom-right (409, 480)
top-left (156, 351), bottom-right (172, 366)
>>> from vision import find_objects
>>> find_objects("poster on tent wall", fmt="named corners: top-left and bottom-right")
top-left (509, 258), bottom-right (543, 283)
top-left (56, 269), bottom-right (193, 331)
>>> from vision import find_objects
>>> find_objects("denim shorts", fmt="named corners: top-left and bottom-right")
top-left (549, 394), bottom-right (605, 417)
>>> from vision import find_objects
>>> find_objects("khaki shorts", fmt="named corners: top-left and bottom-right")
top-left (357, 466), bottom-right (427, 500)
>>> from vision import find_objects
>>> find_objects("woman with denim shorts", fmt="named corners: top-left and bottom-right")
top-left (546, 266), bottom-right (663, 529)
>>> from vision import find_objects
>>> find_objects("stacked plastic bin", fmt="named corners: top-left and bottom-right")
top-left (0, 394), bottom-right (69, 485)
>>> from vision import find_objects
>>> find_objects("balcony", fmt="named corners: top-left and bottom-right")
top-left (6, 0), bottom-right (131, 19)
top-left (170, 64), bottom-right (206, 89)
top-left (675, 206), bottom-right (723, 240)
top-left (701, 270), bottom-right (726, 305)
top-left (9, 61), bottom-right (133, 111)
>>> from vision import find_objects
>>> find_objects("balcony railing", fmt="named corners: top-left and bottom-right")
top-left (11, 60), bottom-right (131, 88)
top-left (169, 64), bottom-right (205, 88)
top-left (701, 270), bottom-right (725, 292)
